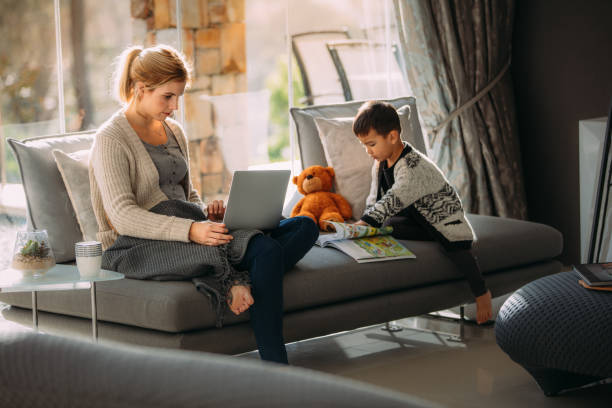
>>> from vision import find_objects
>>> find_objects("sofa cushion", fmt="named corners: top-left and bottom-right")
top-left (290, 96), bottom-right (427, 169)
top-left (8, 132), bottom-right (95, 262)
top-left (0, 213), bottom-right (563, 333)
top-left (313, 106), bottom-right (414, 220)
top-left (282, 214), bottom-right (563, 312)
top-left (52, 149), bottom-right (98, 242)
top-left (314, 116), bottom-right (373, 219)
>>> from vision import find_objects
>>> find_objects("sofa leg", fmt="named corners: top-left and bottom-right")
top-left (417, 312), bottom-right (465, 342)
top-left (380, 318), bottom-right (465, 343)
top-left (443, 305), bottom-right (466, 343)
top-left (381, 321), bottom-right (403, 332)
top-left (446, 316), bottom-right (464, 343)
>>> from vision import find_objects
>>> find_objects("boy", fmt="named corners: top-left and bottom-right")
top-left (353, 101), bottom-right (492, 324)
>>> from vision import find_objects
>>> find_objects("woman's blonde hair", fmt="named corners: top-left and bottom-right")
top-left (113, 44), bottom-right (192, 104)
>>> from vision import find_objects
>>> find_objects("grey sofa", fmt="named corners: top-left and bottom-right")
top-left (0, 330), bottom-right (435, 407)
top-left (0, 97), bottom-right (563, 356)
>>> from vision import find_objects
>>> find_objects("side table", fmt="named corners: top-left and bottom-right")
top-left (0, 264), bottom-right (124, 341)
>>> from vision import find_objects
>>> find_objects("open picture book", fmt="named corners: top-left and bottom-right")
top-left (316, 221), bottom-right (415, 263)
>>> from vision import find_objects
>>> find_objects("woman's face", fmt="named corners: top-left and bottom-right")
top-left (137, 80), bottom-right (186, 121)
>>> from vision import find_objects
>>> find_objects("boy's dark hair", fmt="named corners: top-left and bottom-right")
top-left (353, 101), bottom-right (401, 137)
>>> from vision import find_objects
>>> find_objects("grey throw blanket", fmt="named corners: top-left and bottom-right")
top-left (102, 200), bottom-right (262, 327)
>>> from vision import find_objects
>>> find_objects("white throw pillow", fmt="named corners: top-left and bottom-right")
top-left (291, 97), bottom-right (426, 170)
top-left (314, 116), bottom-right (373, 220)
top-left (313, 105), bottom-right (414, 220)
top-left (52, 149), bottom-right (99, 242)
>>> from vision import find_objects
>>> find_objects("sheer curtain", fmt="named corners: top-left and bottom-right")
top-left (393, 0), bottom-right (527, 219)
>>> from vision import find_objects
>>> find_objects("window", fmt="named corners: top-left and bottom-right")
top-left (1, 1), bottom-right (59, 183)
top-left (0, 0), bottom-right (411, 269)
top-left (60, 0), bottom-right (141, 132)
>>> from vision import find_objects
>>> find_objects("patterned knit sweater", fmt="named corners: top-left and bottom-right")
top-left (361, 143), bottom-right (476, 244)
top-left (89, 109), bottom-right (205, 250)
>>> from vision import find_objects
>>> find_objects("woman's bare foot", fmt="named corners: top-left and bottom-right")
top-left (227, 285), bottom-right (254, 315)
top-left (475, 290), bottom-right (493, 324)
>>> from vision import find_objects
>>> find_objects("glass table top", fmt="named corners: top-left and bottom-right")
top-left (0, 264), bottom-right (124, 292)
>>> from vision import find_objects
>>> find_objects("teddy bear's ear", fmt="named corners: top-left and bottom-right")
top-left (292, 176), bottom-right (299, 185)
top-left (325, 167), bottom-right (335, 178)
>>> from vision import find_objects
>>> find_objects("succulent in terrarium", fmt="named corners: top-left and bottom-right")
top-left (19, 239), bottom-right (51, 258)
top-left (11, 230), bottom-right (56, 275)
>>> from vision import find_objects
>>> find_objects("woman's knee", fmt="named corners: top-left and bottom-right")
top-left (250, 235), bottom-right (283, 257)
top-left (292, 216), bottom-right (319, 243)
top-left (248, 236), bottom-right (283, 276)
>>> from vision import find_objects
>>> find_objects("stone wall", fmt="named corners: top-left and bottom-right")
top-left (130, 0), bottom-right (246, 201)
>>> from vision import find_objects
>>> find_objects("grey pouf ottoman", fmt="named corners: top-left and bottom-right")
top-left (495, 271), bottom-right (612, 396)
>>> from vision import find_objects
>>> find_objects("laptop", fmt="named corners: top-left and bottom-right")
top-left (222, 170), bottom-right (291, 231)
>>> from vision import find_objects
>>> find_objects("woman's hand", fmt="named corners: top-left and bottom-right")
top-left (189, 221), bottom-right (233, 246)
top-left (207, 200), bottom-right (226, 222)
top-left (353, 220), bottom-right (369, 226)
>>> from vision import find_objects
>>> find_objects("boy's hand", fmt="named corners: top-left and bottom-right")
top-left (207, 200), bottom-right (226, 222)
top-left (354, 220), bottom-right (369, 226)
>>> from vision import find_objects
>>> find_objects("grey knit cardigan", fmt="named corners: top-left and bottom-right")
top-left (89, 109), bottom-right (201, 250)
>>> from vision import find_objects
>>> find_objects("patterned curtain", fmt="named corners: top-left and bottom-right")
top-left (393, 0), bottom-right (527, 219)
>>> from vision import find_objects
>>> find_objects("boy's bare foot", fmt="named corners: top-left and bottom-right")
top-left (227, 285), bottom-right (254, 315)
top-left (475, 290), bottom-right (493, 324)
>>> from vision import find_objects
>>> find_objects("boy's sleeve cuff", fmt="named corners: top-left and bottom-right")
top-left (360, 215), bottom-right (380, 228)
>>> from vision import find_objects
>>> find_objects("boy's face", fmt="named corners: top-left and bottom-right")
top-left (357, 128), bottom-right (399, 162)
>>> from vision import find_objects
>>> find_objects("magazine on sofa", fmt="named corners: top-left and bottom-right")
top-left (316, 221), bottom-right (415, 263)
top-left (573, 262), bottom-right (612, 286)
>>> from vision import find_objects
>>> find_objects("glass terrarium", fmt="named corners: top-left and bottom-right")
top-left (11, 230), bottom-right (56, 276)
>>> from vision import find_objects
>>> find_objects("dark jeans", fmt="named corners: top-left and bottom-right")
top-left (234, 216), bottom-right (319, 364)
top-left (384, 210), bottom-right (488, 298)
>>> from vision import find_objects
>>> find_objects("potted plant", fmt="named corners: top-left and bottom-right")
top-left (11, 230), bottom-right (56, 276)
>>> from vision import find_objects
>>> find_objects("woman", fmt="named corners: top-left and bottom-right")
top-left (89, 44), bottom-right (318, 364)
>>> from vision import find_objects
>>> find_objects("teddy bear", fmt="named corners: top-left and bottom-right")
top-left (291, 165), bottom-right (352, 231)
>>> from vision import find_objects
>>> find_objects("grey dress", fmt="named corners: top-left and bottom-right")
top-left (141, 123), bottom-right (188, 201)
